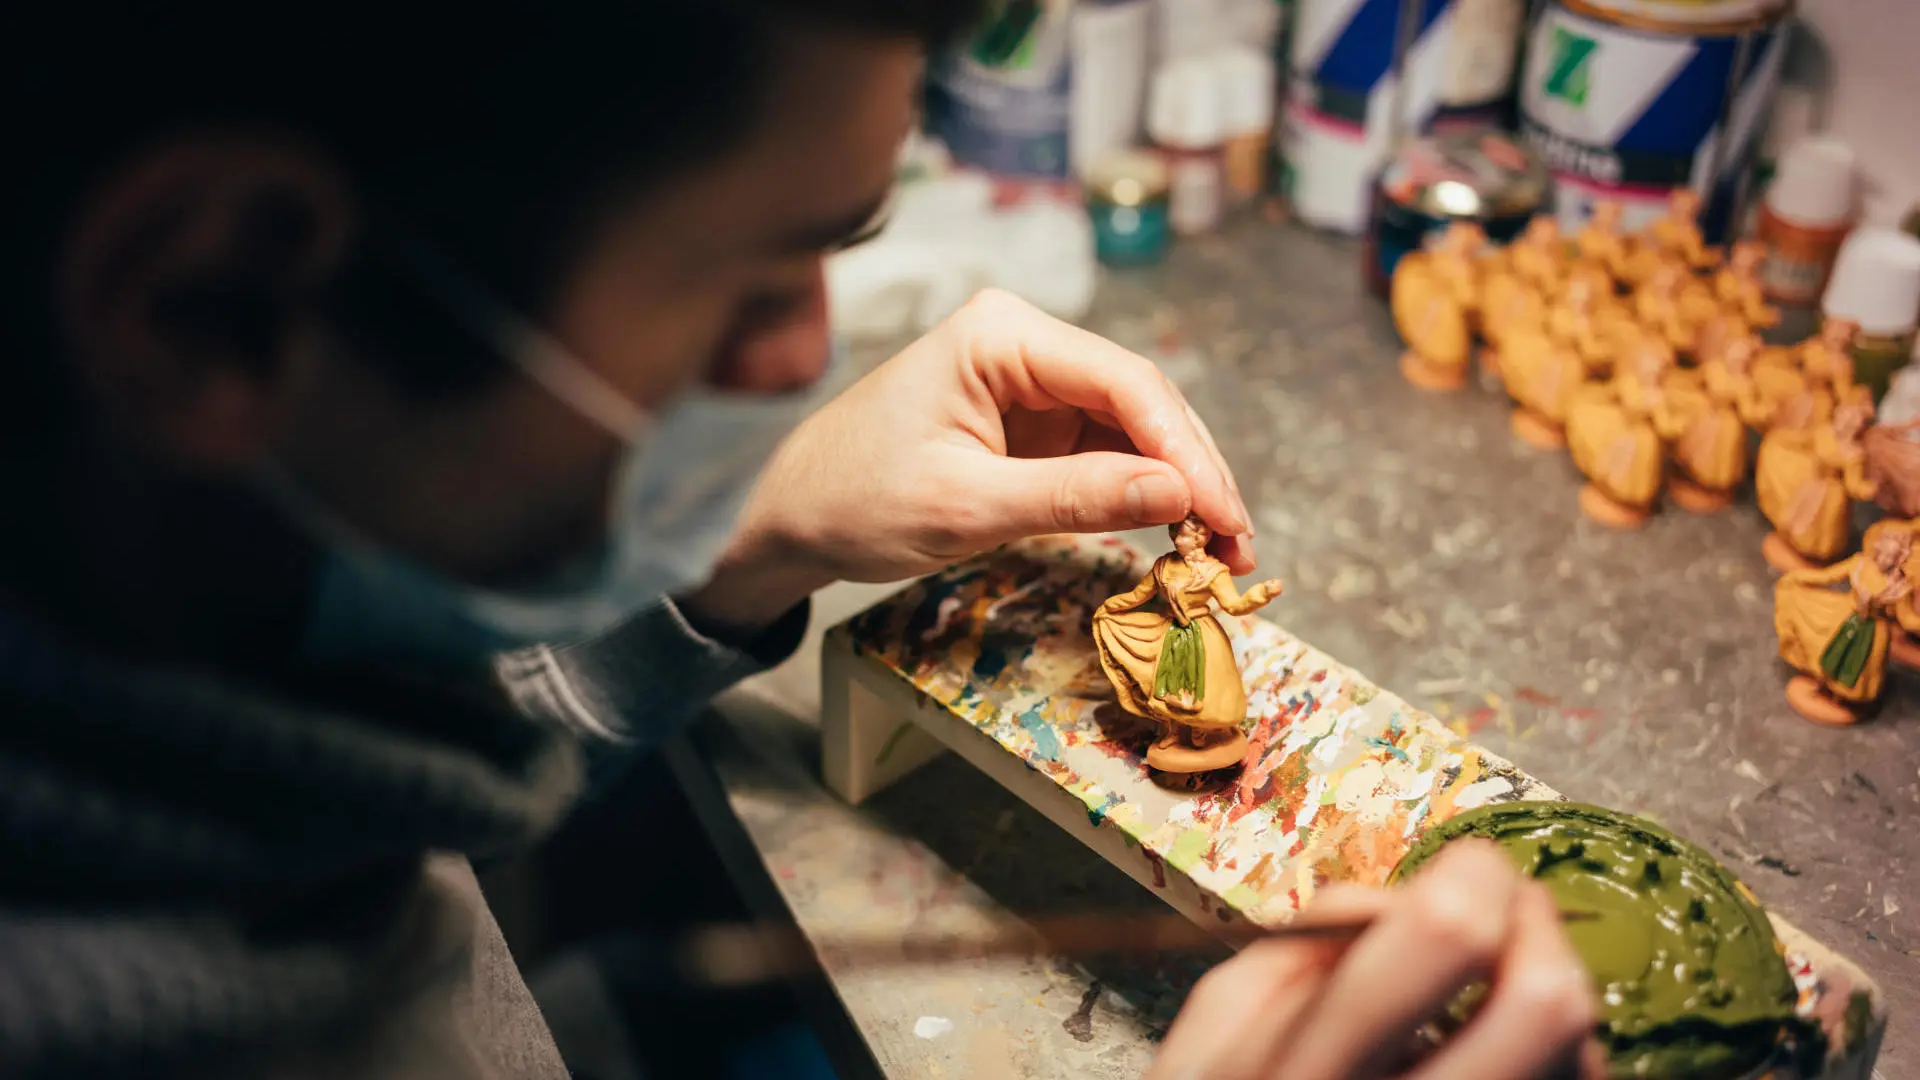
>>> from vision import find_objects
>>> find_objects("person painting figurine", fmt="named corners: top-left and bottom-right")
top-left (0, 5), bottom-right (1610, 1079)
top-left (1715, 239), bottom-right (1781, 330)
top-left (1567, 336), bottom-right (1682, 528)
top-left (1755, 398), bottom-right (1881, 572)
top-left (1092, 515), bottom-right (1283, 775)
top-left (1390, 222), bottom-right (1481, 391)
top-left (1773, 526), bottom-right (1917, 726)
top-left (1666, 335), bottom-right (1769, 513)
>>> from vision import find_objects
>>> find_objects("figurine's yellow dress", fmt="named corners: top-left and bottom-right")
top-left (1091, 555), bottom-right (1266, 731)
top-left (1755, 426), bottom-right (1876, 562)
top-left (1774, 555), bottom-right (1915, 705)
top-left (1715, 267), bottom-right (1778, 328)
top-left (1567, 366), bottom-right (1675, 511)
top-left (1391, 254), bottom-right (1473, 378)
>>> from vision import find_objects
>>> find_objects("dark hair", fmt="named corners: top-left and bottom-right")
top-left (1, 1), bottom-right (983, 435)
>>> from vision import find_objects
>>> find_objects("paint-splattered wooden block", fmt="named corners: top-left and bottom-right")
top-left (820, 535), bottom-right (1887, 1077)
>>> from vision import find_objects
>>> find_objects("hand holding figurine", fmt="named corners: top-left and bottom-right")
top-left (684, 291), bottom-right (1256, 632)
top-left (1147, 840), bottom-right (1603, 1080)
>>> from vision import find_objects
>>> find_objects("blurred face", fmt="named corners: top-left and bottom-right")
top-left (1172, 516), bottom-right (1212, 557)
top-left (269, 31), bottom-right (922, 585)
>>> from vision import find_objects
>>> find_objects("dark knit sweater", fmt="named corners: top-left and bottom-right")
top-left (0, 596), bottom-right (807, 1079)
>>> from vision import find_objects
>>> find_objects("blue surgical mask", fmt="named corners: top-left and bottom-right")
top-left (264, 244), bottom-right (848, 673)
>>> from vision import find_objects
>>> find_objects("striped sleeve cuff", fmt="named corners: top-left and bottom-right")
top-left (494, 597), bottom-right (810, 749)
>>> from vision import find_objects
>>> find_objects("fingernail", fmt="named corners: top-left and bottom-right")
top-left (1127, 474), bottom-right (1188, 523)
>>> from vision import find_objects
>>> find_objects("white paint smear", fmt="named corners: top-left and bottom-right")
top-left (914, 1016), bottom-right (954, 1040)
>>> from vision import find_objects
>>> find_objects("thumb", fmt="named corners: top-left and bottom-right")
top-left (978, 453), bottom-right (1192, 538)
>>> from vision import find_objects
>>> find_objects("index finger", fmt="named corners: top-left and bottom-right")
top-left (949, 291), bottom-right (1253, 539)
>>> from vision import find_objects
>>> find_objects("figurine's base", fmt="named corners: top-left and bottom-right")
top-left (1510, 407), bottom-right (1567, 450)
top-left (1400, 351), bottom-right (1467, 392)
top-left (1146, 729), bottom-right (1249, 775)
top-left (1890, 632), bottom-right (1920, 671)
top-left (1785, 675), bottom-right (1865, 727)
top-left (1578, 484), bottom-right (1651, 530)
top-left (1668, 477), bottom-right (1733, 514)
top-left (1762, 532), bottom-right (1829, 574)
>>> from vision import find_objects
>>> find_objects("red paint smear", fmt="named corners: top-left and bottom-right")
top-left (1516, 686), bottom-right (1560, 706)
top-left (1465, 706), bottom-right (1498, 734)
top-left (1145, 850), bottom-right (1167, 889)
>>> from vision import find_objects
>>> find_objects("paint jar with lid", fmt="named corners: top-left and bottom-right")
top-left (1364, 127), bottom-right (1551, 298)
top-left (1822, 227), bottom-right (1920, 401)
top-left (1147, 56), bottom-right (1227, 237)
top-left (1085, 150), bottom-right (1173, 267)
top-left (1757, 137), bottom-right (1856, 306)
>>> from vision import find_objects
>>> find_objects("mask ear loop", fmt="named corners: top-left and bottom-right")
top-left (383, 232), bottom-right (651, 441)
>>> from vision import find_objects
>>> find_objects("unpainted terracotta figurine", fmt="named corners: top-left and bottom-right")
top-left (1773, 526), bottom-right (1916, 726)
top-left (1498, 315), bottom-right (1587, 450)
top-left (1666, 336), bottom-right (1768, 513)
top-left (1633, 262), bottom-right (1712, 354)
top-left (1391, 223), bottom-right (1483, 392)
top-left (1647, 187), bottom-right (1719, 270)
top-left (1754, 398), bottom-right (1880, 572)
top-left (1091, 515), bottom-right (1283, 775)
top-left (1548, 274), bottom-right (1631, 379)
top-left (1766, 319), bottom-right (1869, 434)
top-left (1714, 240), bottom-right (1780, 330)
top-left (1575, 199), bottom-right (1631, 281)
top-left (1567, 336), bottom-right (1682, 528)
top-left (1507, 215), bottom-right (1570, 292)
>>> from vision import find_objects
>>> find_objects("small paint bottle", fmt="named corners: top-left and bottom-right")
top-left (1822, 227), bottom-right (1920, 401)
top-left (1217, 46), bottom-right (1277, 206)
top-left (1085, 151), bottom-right (1172, 267)
top-left (1147, 57), bottom-right (1226, 237)
top-left (1757, 137), bottom-right (1856, 306)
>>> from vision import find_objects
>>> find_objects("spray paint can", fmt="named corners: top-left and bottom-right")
top-left (1756, 137), bottom-right (1857, 306)
top-left (1519, 0), bottom-right (1788, 243)
top-left (1283, 0), bottom-right (1527, 233)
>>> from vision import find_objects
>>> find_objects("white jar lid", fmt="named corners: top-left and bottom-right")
top-left (1215, 45), bottom-right (1276, 136)
top-left (1147, 56), bottom-right (1226, 149)
top-left (1823, 227), bottom-right (1920, 336)
top-left (1766, 136), bottom-right (1857, 227)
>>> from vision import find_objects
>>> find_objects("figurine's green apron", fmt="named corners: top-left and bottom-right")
top-left (1153, 621), bottom-right (1205, 703)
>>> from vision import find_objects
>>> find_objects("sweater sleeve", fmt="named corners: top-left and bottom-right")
top-left (493, 597), bottom-right (811, 751)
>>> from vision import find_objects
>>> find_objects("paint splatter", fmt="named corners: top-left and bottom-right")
top-left (1062, 983), bottom-right (1102, 1043)
top-left (914, 1016), bottom-right (954, 1040)
top-left (1017, 703), bottom-right (1062, 762)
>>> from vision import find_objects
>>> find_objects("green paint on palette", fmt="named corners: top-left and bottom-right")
top-left (1222, 884), bottom-right (1264, 910)
top-left (1393, 802), bottom-right (1824, 1080)
top-left (1165, 828), bottom-right (1211, 875)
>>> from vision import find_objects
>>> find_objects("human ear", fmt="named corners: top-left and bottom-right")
top-left (58, 133), bottom-right (352, 468)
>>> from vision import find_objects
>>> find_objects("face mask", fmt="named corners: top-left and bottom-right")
top-left (267, 242), bottom-right (848, 673)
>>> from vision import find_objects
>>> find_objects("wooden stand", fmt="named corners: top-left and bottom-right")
top-left (818, 537), bottom-right (1886, 1077)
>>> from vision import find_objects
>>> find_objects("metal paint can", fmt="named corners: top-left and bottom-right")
top-left (1283, 0), bottom-right (1528, 233)
top-left (1085, 151), bottom-right (1173, 267)
top-left (1519, 0), bottom-right (1789, 243)
top-left (1363, 127), bottom-right (1551, 296)
top-left (926, 0), bottom-right (1073, 179)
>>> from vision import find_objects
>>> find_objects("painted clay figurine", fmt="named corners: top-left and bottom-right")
top-left (1694, 314), bottom-right (1804, 431)
top-left (1714, 240), bottom-right (1780, 330)
top-left (1648, 187), bottom-right (1719, 270)
top-left (1773, 526), bottom-right (1916, 726)
top-left (1548, 274), bottom-right (1630, 379)
top-left (1772, 318), bottom-right (1869, 433)
top-left (1390, 223), bottom-right (1483, 392)
top-left (1861, 420), bottom-right (1920, 668)
top-left (1567, 337), bottom-right (1682, 528)
top-left (1754, 398), bottom-right (1880, 572)
top-left (1633, 262), bottom-right (1711, 354)
top-left (1666, 336), bottom-right (1768, 513)
top-left (1575, 199), bottom-right (1631, 281)
top-left (1091, 515), bottom-right (1283, 774)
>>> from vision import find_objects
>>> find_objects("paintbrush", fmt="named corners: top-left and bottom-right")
top-left (677, 907), bottom-right (1601, 989)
